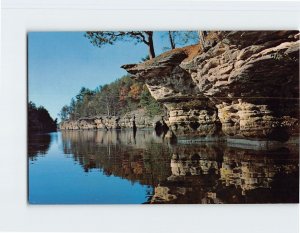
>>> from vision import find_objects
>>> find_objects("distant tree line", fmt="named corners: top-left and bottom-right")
top-left (28, 101), bottom-right (57, 132)
top-left (59, 75), bottom-right (163, 121)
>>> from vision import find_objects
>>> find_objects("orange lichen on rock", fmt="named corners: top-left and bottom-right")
top-left (142, 43), bottom-right (202, 66)
top-left (182, 44), bottom-right (202, 62)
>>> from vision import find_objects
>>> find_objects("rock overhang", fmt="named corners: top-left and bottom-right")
top-left (122, 31), bottom-right (299, 141)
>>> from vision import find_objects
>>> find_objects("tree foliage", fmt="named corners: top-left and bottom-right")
top-left (28, 101), bottom-right (57, 132)
top-left (59, 75), bottom-right (163, 121)
top-left (139, 85), bottom-right (163, 117)
top-left (85, 31), bottom-right (156, 59)
top-left (163, 31), bottom-right (199, 50)
top-left (61, 31), bottom-right (201, 122)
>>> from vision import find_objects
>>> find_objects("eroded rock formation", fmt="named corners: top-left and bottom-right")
top-left (59, 109), bottom-right (163, 130)
top-left (122, 31), bottom-right (299, 141)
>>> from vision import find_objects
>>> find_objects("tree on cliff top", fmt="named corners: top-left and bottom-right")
top-left (164, 31), bottom-right (199, 50)
top-left (85, 31), bottom-right (156, 59)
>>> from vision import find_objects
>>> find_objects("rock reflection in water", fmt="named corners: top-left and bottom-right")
top-left (56, 130), bottom-right (298, 204)
top-left (61, 130), bottom-right (172, 187)
top-left (157, 144), bottom-right (299, 204)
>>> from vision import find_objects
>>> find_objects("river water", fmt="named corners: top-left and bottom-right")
top-left (28, 130), bottom-right (299, 204)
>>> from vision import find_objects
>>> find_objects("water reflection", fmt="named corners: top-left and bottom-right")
top-left (158, 145), bottom-right (299, 204)
top-left (28, 133), bottom-right (52, 158)
top-left (29, 130), bottom-right (299, 204)
top-left (60, 130), bottom-right (171, 186)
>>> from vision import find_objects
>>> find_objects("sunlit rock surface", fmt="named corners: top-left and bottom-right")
top-left (122, 31), bottom-right (299, 141)
top-left (59, 109), bottom-right (162, 130)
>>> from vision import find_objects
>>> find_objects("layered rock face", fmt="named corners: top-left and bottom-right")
top-left (59, 109), bottom-right (163, 130)
top-left (122, 31), bottom-right (299, 141)
top-left (60, 116), bottom-right (122, 130)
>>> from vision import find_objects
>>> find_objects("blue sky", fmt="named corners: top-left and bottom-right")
top-left (28, 31), bottom-right (196, 119)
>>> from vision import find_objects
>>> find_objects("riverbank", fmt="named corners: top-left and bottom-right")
top-left (59, 108), bottom-right (165, 130)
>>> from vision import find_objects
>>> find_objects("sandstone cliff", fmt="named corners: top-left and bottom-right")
top-left (59, 108), bottom-right (164, 130)
top-left (122, 31), bottom-right (299, 141)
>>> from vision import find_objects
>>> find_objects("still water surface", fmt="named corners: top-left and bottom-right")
top-left (28, 130), bottom-right (299, 204)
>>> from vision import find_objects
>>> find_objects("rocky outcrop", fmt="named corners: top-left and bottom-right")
top-left (59, 108), bottom-right (164, 130)
top-left (60, 116), bottom-right (121, 130)
top-left (122, 31), bottom-right (299, 141)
